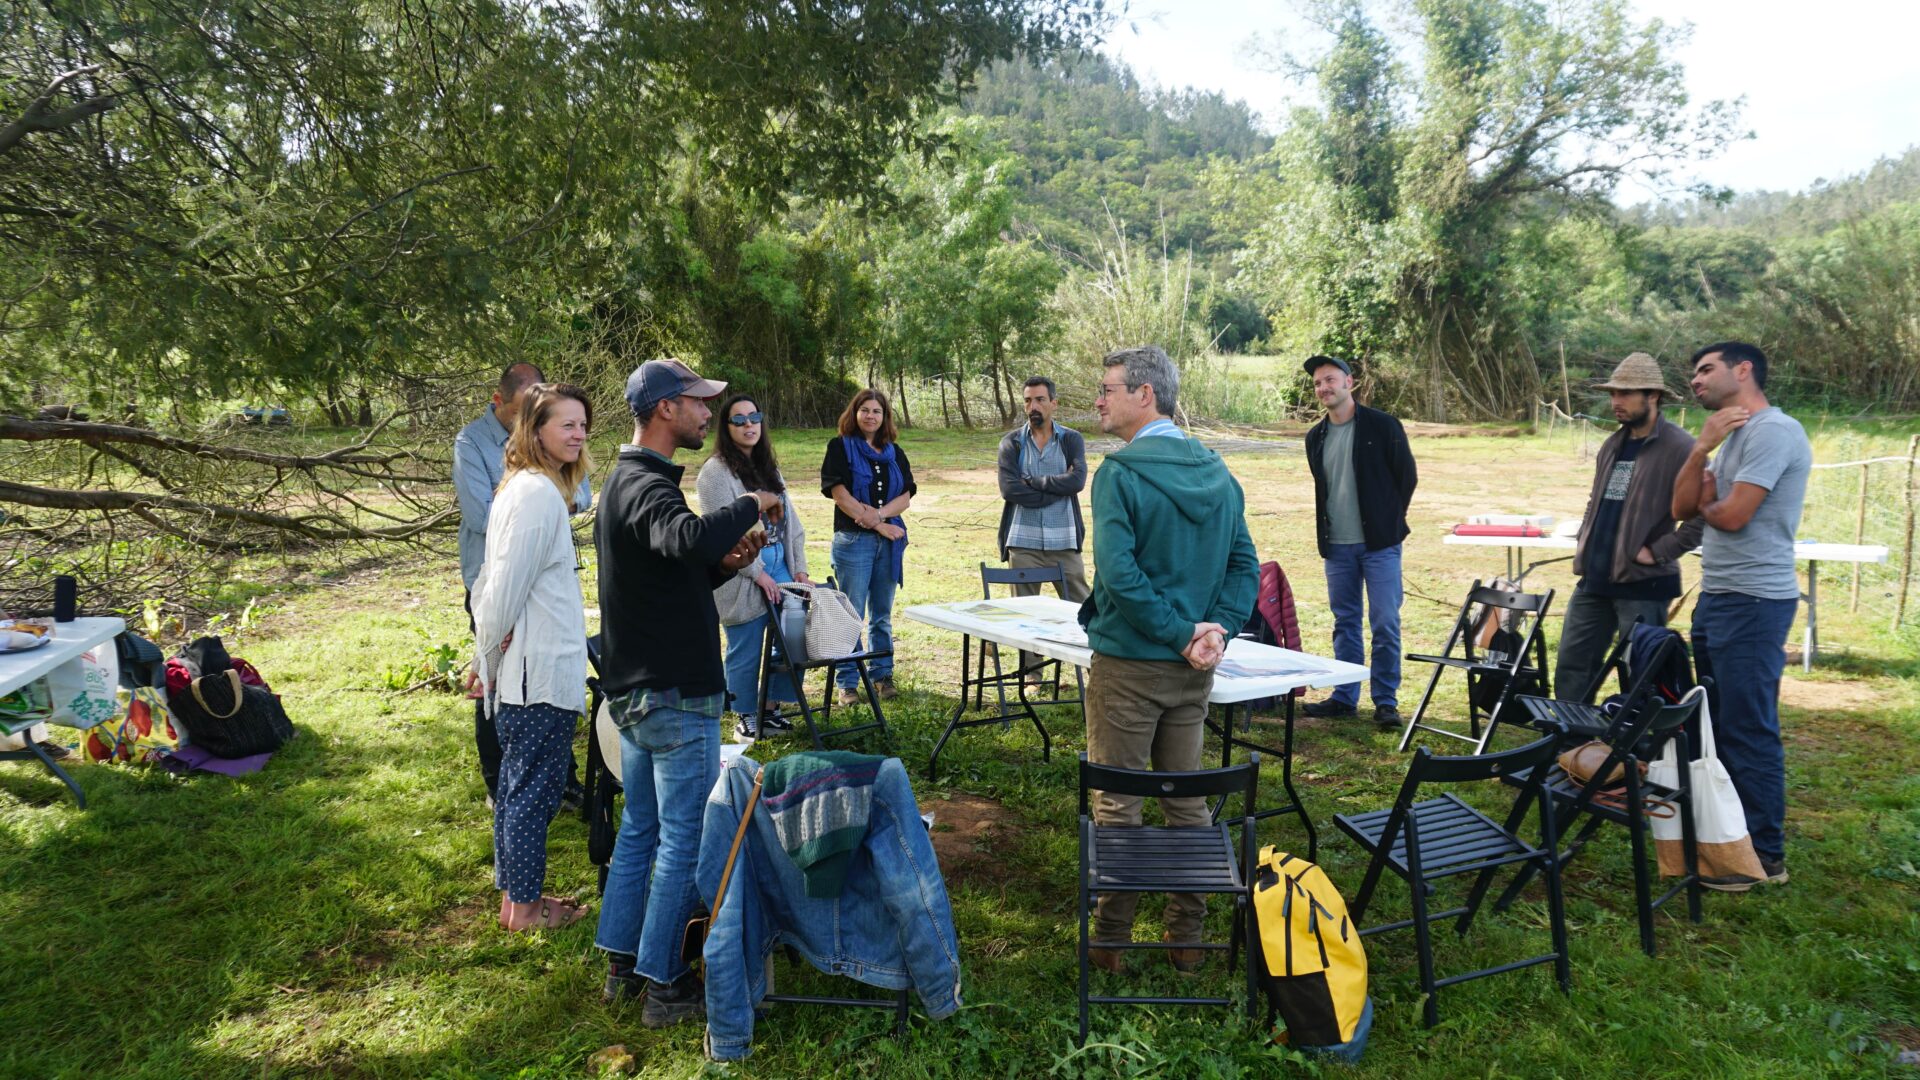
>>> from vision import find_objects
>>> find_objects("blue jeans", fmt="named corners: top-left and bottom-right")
top-left (1690, 591), bottom-right (1798, 863)
top-left (594, 701), bottom-right (720, 984)
top-left (1323, 542), bottom-right (1403, 709)
top-left (723, 546), bottom-right (798, 712)
top-left (830, 530), bottom-right (896, 689)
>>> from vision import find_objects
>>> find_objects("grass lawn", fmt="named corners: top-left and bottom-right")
top-left (3, 420), bottom-right (1917, 1078)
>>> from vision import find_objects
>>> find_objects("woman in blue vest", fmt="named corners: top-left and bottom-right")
top-left (820, 389), bottom-right (915, 703)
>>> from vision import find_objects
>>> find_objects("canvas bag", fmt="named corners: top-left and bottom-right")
top-left (1649, 686), bottom-right (1765, 879)
top-left (776, 582), bottom-right (863, 660)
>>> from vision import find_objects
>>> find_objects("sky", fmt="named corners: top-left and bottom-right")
top-left (1099, 0), bottom-right (1920, 204)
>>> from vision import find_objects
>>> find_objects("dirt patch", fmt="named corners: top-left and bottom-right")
top-left (1779, 675), bottom-right (1887, 712)
top-left (922, 791), bottom-right (1017, 888)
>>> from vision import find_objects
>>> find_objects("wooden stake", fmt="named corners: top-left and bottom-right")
top-left (1897, 434), bottom-right (1920, 629)
top-left (1851, 462), bottom-right (1869, 613)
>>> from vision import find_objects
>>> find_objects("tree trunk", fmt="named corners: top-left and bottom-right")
top-left (939, 377), bottom-right (951, 428)
top-left (356, 386), bottom-right (373, 427)
top-left (954, 361), bottom-right (973, 427)
top-left (988, 344), bottom-right (1008, 425)
top-left (892, 368), bottom-right (911, 428)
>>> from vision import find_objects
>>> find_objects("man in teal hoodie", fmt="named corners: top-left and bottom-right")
top-left (1079, 344), bottom-right (1259, 973)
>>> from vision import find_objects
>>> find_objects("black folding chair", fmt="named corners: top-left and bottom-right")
top-left (1334, 735), bottom-right (1569, 1028)
top-left (1497, 654), bottom-right (1707, 958)
top-left (582, 635), bottom-right (619, 894)
top-left (1077, 752), bottom-right (1261, 1046)
top-left (976, 562), bottom-right (1085, 711)
top-left (757, 578), bottom-right (892, 750)
top-left (1399, 581), bottom-right (1554, 755)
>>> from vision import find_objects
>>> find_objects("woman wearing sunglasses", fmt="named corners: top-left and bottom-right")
top-left (696, 395), bottom-right (811, 739)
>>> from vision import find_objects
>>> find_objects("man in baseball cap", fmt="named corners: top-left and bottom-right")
top-left (1554, 352), bottom-right (1703, 702)
top-left (624, 358), bottom-right (728, 418)
top-left (592, 357), bottom-right (778, 1023)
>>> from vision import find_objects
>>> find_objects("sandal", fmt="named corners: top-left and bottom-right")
top-left (503, 895), bottom-right (590, 932)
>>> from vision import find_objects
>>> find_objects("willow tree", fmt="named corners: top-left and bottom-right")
top-left (1226, 0), bottom-right (1743, 419)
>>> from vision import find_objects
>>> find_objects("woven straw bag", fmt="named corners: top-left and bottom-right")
top-left (776, 581), bottom-right (864, 659)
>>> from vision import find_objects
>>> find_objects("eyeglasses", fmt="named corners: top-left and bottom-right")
top-left (1094, 382), bottom-right (1136, 399)
top-left (726, 412), bottom-right (765, 426)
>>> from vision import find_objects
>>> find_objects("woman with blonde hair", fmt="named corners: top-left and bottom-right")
top-left (470, 381), bottom-right (594, 930)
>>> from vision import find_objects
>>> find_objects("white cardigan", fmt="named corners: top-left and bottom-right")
top-left (471, 470), bottom-right (587, 716)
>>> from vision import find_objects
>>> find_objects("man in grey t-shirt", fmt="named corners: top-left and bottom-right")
top-left (1671, 340), bottom-right (1811, 893)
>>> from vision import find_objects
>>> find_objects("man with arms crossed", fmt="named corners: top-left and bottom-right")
top-left (997, 375), bottom-right (1089, 685)
top-left (1079, 345), bottom-right (1258, 972)
top-left (1555, 352), bottom-right (1704, 701)
top-left (1300, 355), bottom-right (1417, 731)
top-left (1672, 340), bottom-right (1810, 892)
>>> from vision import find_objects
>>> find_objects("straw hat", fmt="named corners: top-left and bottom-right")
top-left (1594, 352), bottom-right (1676, 400)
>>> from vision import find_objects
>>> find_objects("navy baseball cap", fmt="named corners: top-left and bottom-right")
top-left (1303, 354), bottom-right (1352, 377)
top-left (625, 359), bottom-right (727, 416)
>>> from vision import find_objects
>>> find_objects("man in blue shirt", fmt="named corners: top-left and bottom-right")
top-left (453, 361), bottom-right (592, 806)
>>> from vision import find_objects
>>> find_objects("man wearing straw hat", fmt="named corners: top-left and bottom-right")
top-left (1554, 352), bottom-right (1704, 701)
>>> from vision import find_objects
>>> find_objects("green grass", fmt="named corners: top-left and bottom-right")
top-left (3, 424), bottom-right (1918, 1077)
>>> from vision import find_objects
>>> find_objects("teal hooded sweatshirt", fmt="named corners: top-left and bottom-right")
top-left (1079, 432), bottom-right (1259, 662)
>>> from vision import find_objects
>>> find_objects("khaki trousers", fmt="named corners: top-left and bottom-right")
top-left (1005, 547), bottom-right (1089, 675)
top-left (1085, 652), bottom-right (1214, 942)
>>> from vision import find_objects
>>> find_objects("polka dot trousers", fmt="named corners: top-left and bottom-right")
top-left (492, 701), bottom-right (579, 903)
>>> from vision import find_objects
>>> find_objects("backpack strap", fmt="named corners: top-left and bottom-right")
top-left (190, 669), bottom-right (244, 719)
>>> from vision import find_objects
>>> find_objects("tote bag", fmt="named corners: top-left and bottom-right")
top-left (1649, 686), bottom-right (1765, 879)
top-left (775, 582), bottom-right (864, 660)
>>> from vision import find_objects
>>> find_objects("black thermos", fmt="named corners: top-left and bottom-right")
top-left (53, 575), bottom-right (77, 622)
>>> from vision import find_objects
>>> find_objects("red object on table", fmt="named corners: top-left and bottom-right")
top-left (1451, 524), bottom-right (1546, 537)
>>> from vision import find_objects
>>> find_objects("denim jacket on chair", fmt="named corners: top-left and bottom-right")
top-left (698, 755), bottom-right (963, 1061)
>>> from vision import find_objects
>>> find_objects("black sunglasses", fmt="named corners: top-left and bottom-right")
top-left (726, 412), bottom-right (765, 426)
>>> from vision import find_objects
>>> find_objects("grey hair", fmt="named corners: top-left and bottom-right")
top-left (1102, 345), bottom-right (1178, 417)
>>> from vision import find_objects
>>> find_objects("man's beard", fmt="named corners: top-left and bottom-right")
top-left (1617, 407), bottom-right (1650, 430)
top-left (1027, 410), bottom-right (1044, 427)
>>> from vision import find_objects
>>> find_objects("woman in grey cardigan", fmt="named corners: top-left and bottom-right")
top-left (696, 395), bottom-right (810, 739)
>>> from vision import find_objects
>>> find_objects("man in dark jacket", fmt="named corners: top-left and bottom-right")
top-left (593, 359), bottom-right (778, 1027)
top-left (1555, 353), bottom-right (1704, 701)
top-left (1301, 355), bottom-right (1418, 730)
top-left (996, 376), bottom-right (1088, 680)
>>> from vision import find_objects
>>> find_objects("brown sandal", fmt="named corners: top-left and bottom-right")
top-left (504, 896), bottom-right (589, 932)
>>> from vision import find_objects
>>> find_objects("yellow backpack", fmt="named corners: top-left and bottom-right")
top-left (1250, 845), bottom-right (1371, 1060)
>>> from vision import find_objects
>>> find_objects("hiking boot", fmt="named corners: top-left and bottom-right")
top-left (1759, 858), bottom-right (1789, 885)
top-left (640, 972), bottom-right (706, 1028)
top-left (1301, 698), bottom-right (1357, 719)
top-left (874, 678), bottom-right (899, 701)
top-left (1163, 931), bottom-right (1207, 974)
top-left (602, 964), bottom-right (646, 1006)
top-left (836, 687), bottom-right (861, 706)
top-left (1373, 705), bottom-right (1403, 731)
top-left (1087, 944), bottom-right (1128, 975)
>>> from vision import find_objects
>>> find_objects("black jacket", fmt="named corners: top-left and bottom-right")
top-left (1304, 404), bottom-right (1418, 559)
top-left (995, 424), bottom-right (1087, 560)
top-left (594, 446), bottom-right (760, 698)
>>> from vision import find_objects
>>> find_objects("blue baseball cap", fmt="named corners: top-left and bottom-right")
top-left (625, 359), bottom-right (727, 416)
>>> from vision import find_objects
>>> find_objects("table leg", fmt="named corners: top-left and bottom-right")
top-left (1803, 560), bottom-right (1818, 673)
top-left (1205, 696), bottom-right (1316, 864)
top-left (1280, 695), bottom-right (1317, 864)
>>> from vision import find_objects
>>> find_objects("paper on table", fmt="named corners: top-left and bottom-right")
top-left (1215, 655), bottom-right (1333, 681)
top-left (1034, 624), bottom-right (1088, 648)
top-left (952, 601), bottom-right (1034, 622)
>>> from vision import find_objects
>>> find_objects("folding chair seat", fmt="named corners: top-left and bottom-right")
top-left (1496, 638), bottom-right (1707, 958)
top-left (1335, 735), bottom-right (1569, 1028)
top-left (756, 578), bottom-right (892, 749)
top-left (1399, 581), bottom-right (1554, 755)
top-left (1077, 752), bottom-right (1261, 1046)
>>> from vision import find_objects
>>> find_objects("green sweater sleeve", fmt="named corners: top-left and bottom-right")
top-left (1090, 466), bottom-right (1196, 654)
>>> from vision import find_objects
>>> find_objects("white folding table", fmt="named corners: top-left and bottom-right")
top-left (1440, 533), bottom-right (1890, 670)
top-left (904, 595), bottom-right (1370, 860)
top-left (0, 616), bottom-right (126, 807)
